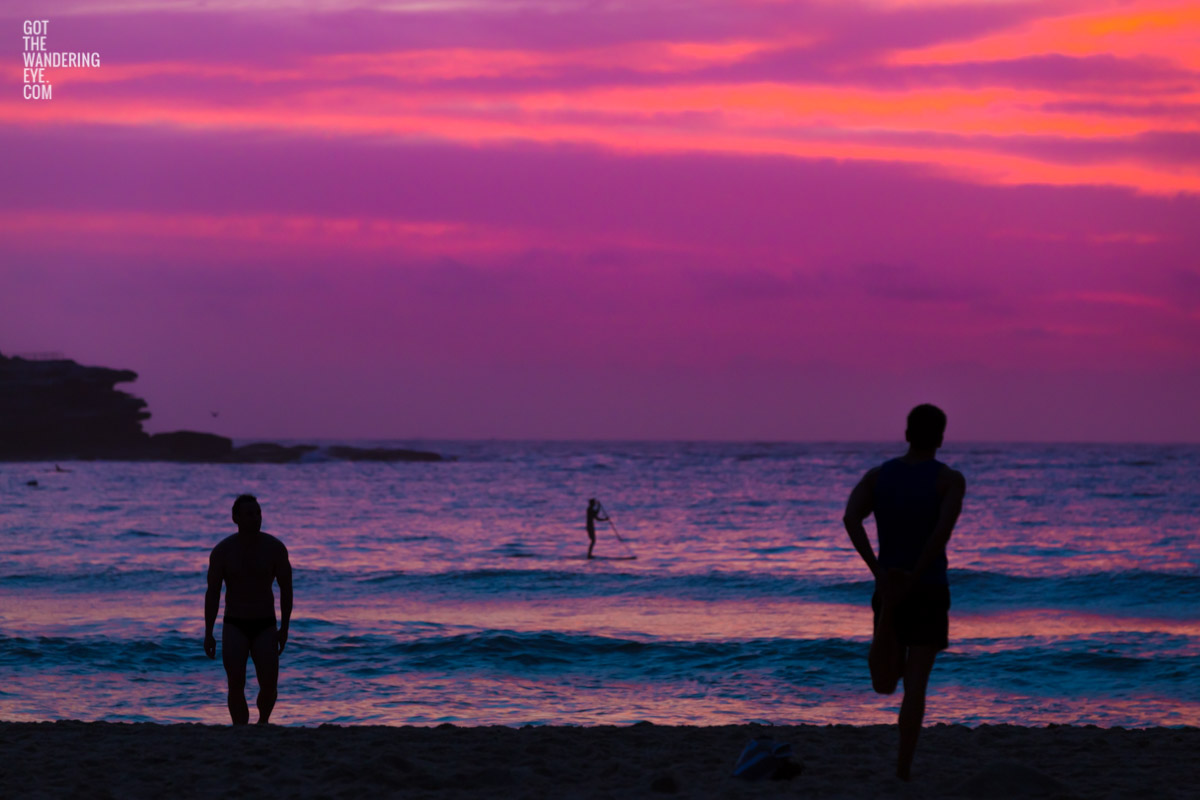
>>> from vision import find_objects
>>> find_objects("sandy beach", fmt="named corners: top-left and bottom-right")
top-left (1, 721), bottom-right (1195, 798)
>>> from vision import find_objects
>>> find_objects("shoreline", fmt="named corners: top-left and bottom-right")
top-left (2, 721), bottom-right (1196, 798)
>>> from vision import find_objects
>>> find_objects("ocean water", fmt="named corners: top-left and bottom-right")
top-left (1, 442), bottom-right (1197, 728)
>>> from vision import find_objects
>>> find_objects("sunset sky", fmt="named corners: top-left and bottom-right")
top-left (2, 0), bottom-right (1197, 441)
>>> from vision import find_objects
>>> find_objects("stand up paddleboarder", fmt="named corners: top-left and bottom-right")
top-left (842, 404), bottom-right (965, 781)
top-left (586, 498), bottom-right (609, 559)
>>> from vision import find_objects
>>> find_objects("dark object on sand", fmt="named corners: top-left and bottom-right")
top-left (649, 774), bottom-right (679, 793)
top-left (732, 738), bottom-right (804, 781)
top-left (26, 479), bottom-right (38, 487)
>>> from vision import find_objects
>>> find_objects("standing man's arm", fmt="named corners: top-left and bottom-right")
top-left (277, 544), bottom-right (293, 655)
top-left (843, 468), bottom-right (882, 580)
top-left (204, 547), bottom-right (223, 659)
top-left (910, 469), bottom-right (965, 582)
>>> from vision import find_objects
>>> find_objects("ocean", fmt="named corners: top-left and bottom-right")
top-left (1, 442), bottom-right (1197, 728)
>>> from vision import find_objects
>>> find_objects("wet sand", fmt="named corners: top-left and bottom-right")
top-left (1, 720), bottom-right (1196, 798)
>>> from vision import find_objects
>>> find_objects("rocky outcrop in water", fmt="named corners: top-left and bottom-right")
top-left (0, 352), bottom-right (150, 459)
top-left (329, 445), bottom-right (442, 462)
top-left (0, 352), bottom-right (442, 463)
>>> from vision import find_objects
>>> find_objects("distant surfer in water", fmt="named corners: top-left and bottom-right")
top-left (204, 494), bottom-right (293, 725)
top-left (843, 404), bottom-right (965, 781)
top-left (586, 498), bottom-right (609, 559)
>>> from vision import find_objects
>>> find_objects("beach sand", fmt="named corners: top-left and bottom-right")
top-left (1, 721), bottom-right (1196, 798)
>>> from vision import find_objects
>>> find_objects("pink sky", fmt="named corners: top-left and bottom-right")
top-left (2, 0), bottom-right (1198, 440)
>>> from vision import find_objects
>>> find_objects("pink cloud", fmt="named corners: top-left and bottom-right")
top-left (2, 2), bottom-right (1198, 440)
top-left (5, 2), bottom-right (1196, 195)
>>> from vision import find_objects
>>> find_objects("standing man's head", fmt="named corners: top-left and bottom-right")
top-left (232, 494), bottom-right (262, 533)
top-left (905, 404), bottom-right (947, 452)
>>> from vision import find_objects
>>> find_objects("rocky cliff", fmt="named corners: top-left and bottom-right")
top-left (0, 352), bottom-right (150, 459)
top-left (0, 352), bottom-right (442, 463)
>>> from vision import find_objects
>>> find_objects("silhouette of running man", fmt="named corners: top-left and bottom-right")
top-left (843, 404), bottom-right (965, 781)
top-left (204, 494), bottom-right (293, 725)
top-left (586, 498), bottom-right (609, 559)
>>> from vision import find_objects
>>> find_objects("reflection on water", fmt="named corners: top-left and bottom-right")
top-left (5, 670), bottom-right (1198, 729)
top-left (2, 442), bottom-right (1198, 726)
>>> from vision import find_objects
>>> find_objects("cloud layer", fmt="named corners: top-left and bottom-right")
top-left (2, 0), bottom-right (1197, 439)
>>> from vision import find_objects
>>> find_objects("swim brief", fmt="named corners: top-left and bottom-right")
top-left (223, 616), bottom-right (277, 641)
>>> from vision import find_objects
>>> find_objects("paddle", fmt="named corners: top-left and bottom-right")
top-left (598, 503), bottom-right (637, 559)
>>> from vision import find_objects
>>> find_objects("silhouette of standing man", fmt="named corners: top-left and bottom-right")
top-left (204, 494), bottom-right (293, 725)
top-left (586, 498), bottom-right (609, 559)
top-left (843, 404), bottom-right (965, 781)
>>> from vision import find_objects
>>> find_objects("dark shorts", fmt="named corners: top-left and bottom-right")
top-left (872, 583), bottom-right (950, 651)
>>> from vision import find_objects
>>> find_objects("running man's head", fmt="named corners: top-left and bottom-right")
top-left (232, 494), bottom-right (262, 533)
top-left (905, 404), bottom-right (947, 451)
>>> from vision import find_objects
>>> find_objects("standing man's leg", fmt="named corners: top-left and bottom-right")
top-left (896, 645), bottom-right (938, 780)
top-left (249, 626), bottom-right (280, 724)
top-left (221, 624), bottom-right (251, 724)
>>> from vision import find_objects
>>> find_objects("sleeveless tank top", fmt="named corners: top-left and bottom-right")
top-left (874, 457), bottom-right (948, 585)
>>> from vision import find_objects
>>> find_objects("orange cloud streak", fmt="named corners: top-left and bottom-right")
top-left (893, 1), bottom-right (1200, 70)
top-left (5, 4), bottom-right (1197, 196)
top-left (312, 37), bottom-right (800, 82)
top-left (0, 209), bottom-right (707, 261)
top-left (0, 210), bottom-right (513, 256)
top-left (532, 83), bottom-right (1188, 137)
top-left (3, 87), bottom-right (1198, 195)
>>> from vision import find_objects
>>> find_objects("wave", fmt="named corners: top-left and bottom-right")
top-left (0, 628), bottom-right (858, 675)
top-left (819, 569), bottom-right (1200, 615)
top-left (0, 567), bottom-right (194, 591)
top-left (4, 563), bottom-right (1198, 614)
top-left (355, 567), bottom-right (1200, 614)
top-left (944, 569), bottom-right (1200, 614)
top-left (4, 628), bottom-right (1196, 701)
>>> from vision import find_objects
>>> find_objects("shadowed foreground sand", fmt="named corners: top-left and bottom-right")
top-left (1, 721), bottom-right (1196, 798)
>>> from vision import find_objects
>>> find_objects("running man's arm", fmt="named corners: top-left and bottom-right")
top-left (204, 546), bottom-right (223, 658)
top-left (843, 468), bottom-right (882, 579)
top-left (911, 468), bottom-right (965, 582)
top-left (276, 543), bottom-right (293, 655)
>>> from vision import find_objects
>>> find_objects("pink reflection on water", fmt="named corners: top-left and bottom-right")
top-left (0, 673), bottom-right (231, 726)
top-left (8, 586), bottom-right (1196, 652)
top-left (9, 673), bottom-right (1195, 728)
top-left (340, 597), bottom-right (868, 641)
top-left (953, 610), bottom-right (1200, 654)
top-left (0, 590), bottom-right (195, 637)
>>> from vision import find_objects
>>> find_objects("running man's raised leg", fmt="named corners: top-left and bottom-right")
top-left (896, 645), bottom-right (938, 780)
top-left (869, 611), bottom-right (903, 694)
top-left (221, 623), bottom-right (251, 725)
top-left (870, 569), bottom-right (908, 694)
top-left (248, 625), bottom-right (280, 724)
